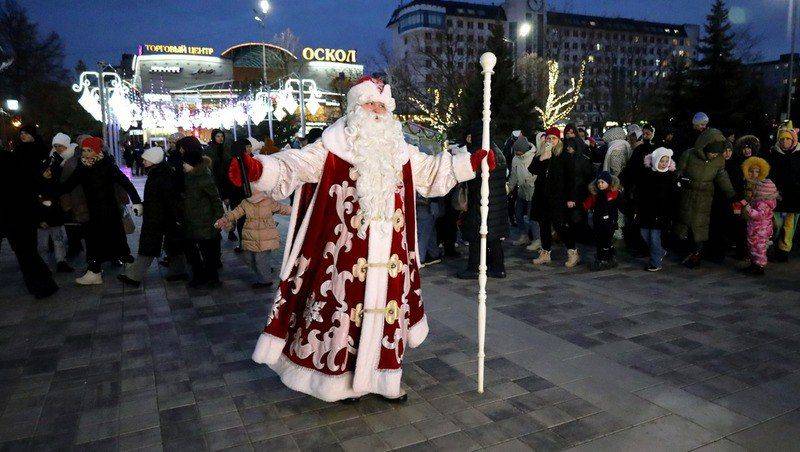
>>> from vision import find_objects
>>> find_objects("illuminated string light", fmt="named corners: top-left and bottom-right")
top-left (535, 57), bottom-right (590, 128)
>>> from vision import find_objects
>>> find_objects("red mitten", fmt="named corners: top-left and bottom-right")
top-left (228, 154), bottom-right (263, 188)
top-left (470, 149), bottom-right (496, 172)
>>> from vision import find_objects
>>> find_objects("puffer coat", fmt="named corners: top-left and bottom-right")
top-left (462, 144), bottom-right (510, 242)
top-left (183, 156), bottom-right (225, 240)
top-left (223, 196), bottom-right (292, 252)
top-left (138, 162), bottom-right (182, 256)
top-left (675, 147), bottom-right (735, 242)
top-left (528, 141), bottom-right (572, 224)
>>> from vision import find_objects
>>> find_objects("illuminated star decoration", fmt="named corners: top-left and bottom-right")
top-left (535, 57), bottom-right (590, 128)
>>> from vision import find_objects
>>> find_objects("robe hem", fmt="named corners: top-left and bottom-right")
top-left (407, 314), bottom-right (429, 349)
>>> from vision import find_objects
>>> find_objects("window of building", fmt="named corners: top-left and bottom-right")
top-left (478, 21), bottom-right (484, 30)
top-left (467, 21), bottom-right (474, 29)
top-left (447, 19), bottom-right (453, 27)
top-left (457, 20), bottom-right (464, 28)
top-left (425, 32), bottom-right (431, 40)
top-left (425, 59), bottom-right (431, 68)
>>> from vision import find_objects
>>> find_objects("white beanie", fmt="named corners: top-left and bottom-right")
top-left (512, 130), bottom-right (521, 138)
top-left (247, 137), bottom-right (263, 152)
top-left (346, 77), bottom-right (396, 114)
top-left (142, 146), bottom-right (164, 165)
top-left (52, 133), bottom-right (70, 148)
top-left (693, 112), bottom-right (710, 126)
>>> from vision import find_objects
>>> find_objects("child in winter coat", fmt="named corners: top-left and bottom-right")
top-left (214, 191), bottom-right (291, 288)
top-left (583, 171), bottom-right (621, 270)
top-left (739, 157), bottom-right (779, 275)
top-left (636, 147), bottom-right (676, 272)
top-left (182, 149), bottom-right (225, 288)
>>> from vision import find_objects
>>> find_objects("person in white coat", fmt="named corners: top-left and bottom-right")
top-left (508, 131), bottom-right (539, 247)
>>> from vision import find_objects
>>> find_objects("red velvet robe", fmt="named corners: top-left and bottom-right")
top-left (250, 117), bottom-right (473, 401)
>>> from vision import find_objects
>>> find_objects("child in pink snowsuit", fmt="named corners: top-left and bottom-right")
top-left (739, 157), bottom-right (779, 276)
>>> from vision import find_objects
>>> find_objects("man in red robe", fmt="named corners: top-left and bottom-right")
top-left (232, 77), bottom-right (494, 402)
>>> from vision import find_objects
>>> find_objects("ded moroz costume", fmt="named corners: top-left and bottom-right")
top-left (232, 77), bottom-right (490, 402)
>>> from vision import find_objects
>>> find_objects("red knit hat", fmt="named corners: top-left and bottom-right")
top-left (228, 155), bottom-right (263, 188)
top-left (545, 127), bottom-right (561, 139)
top-left (80, 136), bottom-right (104, 155)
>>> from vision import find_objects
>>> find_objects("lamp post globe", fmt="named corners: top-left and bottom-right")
top-left (259, 0), bottom-right (270, 14)
top-left (518, 22), bottom-right (532, 38)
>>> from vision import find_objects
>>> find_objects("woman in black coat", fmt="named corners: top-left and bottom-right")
top-left (529, 130), bottom-right (580, 266)
top-left (58, 137), bottom-right (141, 285)
top-left (457, 124), bottom-right (510, 279)
top-left (0, 127), bottom-right (59, 298)
top-left (119, 147), bottom-right (188, 286)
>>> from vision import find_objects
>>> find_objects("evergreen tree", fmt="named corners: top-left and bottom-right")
top-left (693, 0), bottom-right (766, 133)
top-left (452, 23), bottom-right (536, 143)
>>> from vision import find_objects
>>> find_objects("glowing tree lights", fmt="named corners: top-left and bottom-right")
top-left (409, 88), bottom-right (461, 133)
top-left (535, 57), bottom-right (590, 128)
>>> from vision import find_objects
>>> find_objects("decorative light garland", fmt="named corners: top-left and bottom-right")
top-left (535, 57), bottom-right (591, 128)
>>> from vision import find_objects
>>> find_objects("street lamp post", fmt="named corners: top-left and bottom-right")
top-left (254, 0), bottom-right (271, 84)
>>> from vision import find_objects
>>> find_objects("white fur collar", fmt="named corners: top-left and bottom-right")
top-left (320, 116), bottom-right (410, 165)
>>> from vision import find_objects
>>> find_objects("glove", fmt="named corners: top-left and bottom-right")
top-left (229, 154), bottom-right (263, 188)
top-left (470, 148), bottom-right (496, 172)
top-left (132, 204), bottom-right (144, 216)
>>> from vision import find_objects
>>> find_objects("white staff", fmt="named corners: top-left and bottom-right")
top-left (477, 52), bottom-right (496, 394)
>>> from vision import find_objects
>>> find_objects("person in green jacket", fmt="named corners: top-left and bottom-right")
top-left (675, 139), bottom-right (737, 268)
top-left (182, 149), bottom-right (225, 288)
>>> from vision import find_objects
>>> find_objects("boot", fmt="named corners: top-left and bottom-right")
top-left (526, 240), bottom-right (542, 252)
top-left (117, 274), bottom-right (141, 287)
top-left (76, 270), bottom-right (103, 285)
top-left (681, 252), bottom-right (702, 268)
top-left (532, 250), bottom-right (551, 265)
top-left (565, 249), bottom-right (580, 268)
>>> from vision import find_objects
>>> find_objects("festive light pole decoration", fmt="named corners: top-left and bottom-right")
top-left (408, 88), bottom-right (460, 133)
top-left (72, 71), bottom-right (142, 131)
top-left (535, 57), bottom-right (590, 128)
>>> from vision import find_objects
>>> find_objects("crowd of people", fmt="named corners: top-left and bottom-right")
top-left (1, 110), bottom-right (798, 299)
top-left (0, 125), bottom-right (295, 298)
top-left (428, 113), bottom-right (798, 279)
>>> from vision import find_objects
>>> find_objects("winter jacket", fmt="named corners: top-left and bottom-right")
top-left (166, 146), bottom-right (185, 194)
top-left (620, 141), bottom-right (656, 208)
top-left (463, 145), bottom-right (510, 241)
top-left (58, 156), bottom-right (141, 261)
top-left (766, 143), bottom-right (800, 212)
top-left (138, 162), bottom-right (182, 257)
top-left (602, 139), bottom-right (632, 177)
top-left (528, 141), bottom-right (572, 223)
top-left (744, 179), bottom-right (778, 267)
top-left (674, 147), bottom-right (735, 242)
top-left (583, 180), bottom-right (621, 228)
top-left (0, 146), bottom-right (42, 231)
top-left (38, 153), bottom-right (67, 227)
top-left (57, 152), bottom-right (90, 224)
top-left (223, 196), bottom-right (291, 252)
top-left (205, 140), bottom-right (233, 201)
top-left (566, 141), bottom-right (595, 208)
top-left (508, 148), bottom-right (536, 201)
top-left (636, 170), bottom-right (675, 230)
top-left (693, 127), bottom-right (726, 155)
top-left (183, 156), bottom-right (224, 240)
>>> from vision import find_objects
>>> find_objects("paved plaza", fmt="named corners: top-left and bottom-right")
top-left (1, 180), bottom-right (800, 451)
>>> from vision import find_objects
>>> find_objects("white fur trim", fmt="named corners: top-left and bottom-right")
top-left (352, 219), bottom-right (394, 393)
top-left (269, 354), bottom-right (367, 402)
top-left (452, 149), bottom-right (475, 182)
top-left (347, 80), bottom-right (396, 113)
top-left (252, 155), bottom-right (281, 193)
top-left (251, 332), bottom-right (286, 364)
top-left (407, 315), bottom-right (429, 349)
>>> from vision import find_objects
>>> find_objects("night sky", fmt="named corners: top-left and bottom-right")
top-left (21, 0), bottom-right (795, 73)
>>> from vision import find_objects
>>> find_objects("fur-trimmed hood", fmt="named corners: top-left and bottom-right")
top-left (741, 156), bottom-right (770, 181)
top-left (735, 135), bottom-right (760, 157)
top-left (187, 155), bottom-right (212, 175)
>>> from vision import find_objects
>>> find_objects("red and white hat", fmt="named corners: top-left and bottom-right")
top-left (346, 76), bottom-right (396, 114)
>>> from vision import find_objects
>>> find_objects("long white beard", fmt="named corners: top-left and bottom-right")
top-left (344, 106), bottom-right (406, 234)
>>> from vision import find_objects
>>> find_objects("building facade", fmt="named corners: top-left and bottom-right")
top-left (748, 53), bottom-right (799, 121)
top-left (387, 0), bottom-right (700, 128)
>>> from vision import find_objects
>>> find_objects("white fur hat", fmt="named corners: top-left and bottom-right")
top-left (626, 124), bottom-right (643, 140)
top-left (142, 146), bottom-right (164, 165)
top-left (650, 147), bottom-right (674, 173)
top-left (346, 76), bottom-right (396, 114)
top-left (247, 137), bottom-right (263, 152)
top-left (52, 132), bottom-right (70, 148)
